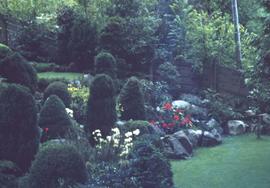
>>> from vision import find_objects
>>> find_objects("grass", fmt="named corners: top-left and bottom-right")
top-left (172, 134), bottom-right (270, 188)
top-left (38, 72), bottom-right (83, 81)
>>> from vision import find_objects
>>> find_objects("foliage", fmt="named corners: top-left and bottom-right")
top-left (0, 160), bottom-right (21, 188)
top-left (95, 52), bottom-right (117, 79)
top-left (85, 74), bottom-right (117, 144)
top-left (157, 62), bottom-right (181, 98)
top-left (39, 95), bottom-right (72, 142)
top-left (119, 120), bottom-right (154, 136)
top-left (148, 102), bottom-right (193, 134)
top-left (0, 52), bottom-right (38, 93)
top-left (0, 84), bottom-right (39, 172)
top-left (44, 81), bottom-right (71, 107)
top-left (0, 43), bottom-right (12, 59)
top-left (21, 144), bottom-right (88, 188)
top-left (119, 77), bottom-right (146, 121)
top-left (32, 62), bottom-right (58, 73)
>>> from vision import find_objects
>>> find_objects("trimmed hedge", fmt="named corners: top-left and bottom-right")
top-left (119, 77), bottom-right (146, 121)
top-left (95, 52), bottom-right (117, 79)
top-left (39, 95), bottom-right (72, 142)
top-left (85, 74), bottom-right (117, 143)
top-left (43, 81), bottom-right (71, 107)
top-left (0, 84), bottom-right (39, 172)
top-left (20, 144), bottom-right (88, 188)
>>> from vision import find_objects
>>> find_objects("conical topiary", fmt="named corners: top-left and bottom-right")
top-left (43, 81), bottom-right (71, 107)
top-left (20, 144), bottom-right (88, 188)
top-left (119, 76), bottom-right (146, 121)
top-left (38, 95), bottom-right (72, 142)
top-left (95, 52), bottom-right (117, 79)
top-left (0, 84), bottom-right (39, 172)
top-left (85, 74), bottom-right (117, 142)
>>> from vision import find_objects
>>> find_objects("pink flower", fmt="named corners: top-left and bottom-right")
top-left (44, 127), bottom-right (49, 133)
top-left (163, 103), bottom-right (172, 110)
top-left (173, 115), bottom-right (180, 121)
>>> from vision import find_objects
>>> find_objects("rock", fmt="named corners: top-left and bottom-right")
top-left (187, 105), bottom-right (208, 120)
top-left (163, 136), bottom-right (192, 159)
top-left (182, 129), bottom-right (202, 148)
top-left (228, 120), bottom-right (248, 135)
top-left (206, 118), bottom-right (223, 134)
top-left (172, 100), bottom-right (191, 111)
top-left (200, 131), bottom-right (222, 147)
top-left (261, 113), bottom-right (270, 124)
top-left (180, 94), bottom-right (203, 106)
top-left (173, 131), bottom-right (193, 154)
top-left (259, 113), bottom-right (270, 135)
top-left (151, 125), bottom-right (166, 136)
top-left (245, 110), bottom-right (256, 117)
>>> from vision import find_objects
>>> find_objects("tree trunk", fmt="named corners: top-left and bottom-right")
top-left (231, 0), bottom-right (242, 69)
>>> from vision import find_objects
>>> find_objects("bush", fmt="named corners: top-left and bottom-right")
top-left (43, 81), bottom-right (71, 107)
top-left (39, 95), bottom-right (72, 142)
top-left (0, 160), bottom-right (21, 188)
top-left (0, 84), bottom-right (39, 172)
top-left (20, 144), bottom-right (88, 188)
top-left (157, 62), bottom-right (181, 98)
top-left (85, 74), bottom-right (117, 143)
top-left (126, 141), bottom-right (174, 188)
top-left (119, 77), bottom-right (146, 121)
top-left (0, 52), bottom-right (38, 93)
top-left (0, 43), bottom-right (12, 59)
top-left (119, 120), bottom-right (154, 136)
top-left (95, 52), bottom-right (117, 79)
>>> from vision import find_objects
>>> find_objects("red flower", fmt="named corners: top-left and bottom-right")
top-left (163, 102), bottom-right (172, 110)
top-left (162, 123), bottom-right (168, 128)
top-left (44, 127), bottom-right (49, 132)
top-left (180, 115), bottom-right (192, 125)
top-left (149, 120), bottom-right (156, 125)
top-left (176, 109), bottom-right (184, 113)
top-left (173, 115), bottom-right (180, 121)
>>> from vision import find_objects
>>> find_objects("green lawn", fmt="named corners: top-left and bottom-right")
top-left (38, 72), bottom-right (83, 81)
top-left (172, 134), bottom-right (270, 188)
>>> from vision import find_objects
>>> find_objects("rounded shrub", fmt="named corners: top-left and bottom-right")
top-left (95, 52), bottom-right (116, 79)
top-left (120, 120), bottom-right (154, 136)
top-left (21, 144), bottom-right (88, 188)
top-left (43, 81), bottom-right (71, 107)
top-left (119, 77), bottom-right (146, 121)
top-left (85, 74), bottom-right (117, 142)
top-left (0, 43), bottom-right (12, 59)
top-left (0, 52), bottom-right (38, 93)
top-left (39, 95), bottom-right (72, 142)
top-left (0, 84), bottom-right (39, 172)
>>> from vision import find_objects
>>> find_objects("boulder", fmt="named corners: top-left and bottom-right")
top-left (172, 100), bottom-right (191, 111)
top-left (259, 113), bottom-right (270, 135)
top-left (173, 131), bottom-right (193, 154)
top-left (180, 94), bottom-right (203, 106)
top-left (228, 120), bottom-right (248, 135)
top-left (183, 129), bottom-right (202, 148)
top-left (206, 118), bottom-right (223, 134)
top-left (200, 131), bottom-right (222, 147)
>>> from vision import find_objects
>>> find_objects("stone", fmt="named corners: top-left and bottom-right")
top-left (200, 131), bottom-right (222, 147)
top-left (261, 113), bottom-right (270, 124)
top-left (187, 105), bottom-right (208, 120)
top-left (180, 94), bottom-right (203, 106)
top-left (182, 129), bottom-right (202, 148)
top-left (206, 118), bottom-right (223, 134)
top-left (172, 100), bottom-right (191, 111)
top-left (228, 120), bottom-right (248, 135)
top-left (163, 136), bottom-right (191, 159)
top-left (244, 110), bottom-right (256, 117)
top-left (173, 131), bottom-right (193, 154)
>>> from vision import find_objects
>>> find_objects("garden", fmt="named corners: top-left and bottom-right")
top-left (0, 0), bottom-right (270, 188)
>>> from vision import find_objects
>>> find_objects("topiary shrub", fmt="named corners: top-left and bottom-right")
top-left (0, 52), bottom-right (38, 93)
top-left (0, 43), bottom-right (12, 59)
top-left (119, 76), bottom-right (146, 121)
top-left (85, 74), bottom-right (117, 143)
top-left (95, 52), bottom-right (117, 79)
top-left (127, 141), bottom-right (174, 188)
top-left (43, 81), bottom-right (71, 107)
top-left (20, 144), bottom-right (88, 188)
top-left (0, 160), bottom-right (22, 188)
top-left (39, 95), bottom-right (72, 142)
top-left (0, 84), bottom-right (39, 172)
top-left (119, 120), bottom-right (154, 136)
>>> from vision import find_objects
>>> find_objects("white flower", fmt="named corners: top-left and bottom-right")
top-left (124, 137), bottom-right (132, 143)
top-left (133, 129), bottom-right (140, 136)
top-left (65, 108), bottom-right (73, 118)
top-left (106, 136), bottom-right (112, 142)
top-left (156, 106), bottom-right (161, 111)
top-left (92, 129), bottom-right (101, 135)
top-left (125, 132), bottom-right (133, 137)
top-left (112, 128), bottom-right (120, 135)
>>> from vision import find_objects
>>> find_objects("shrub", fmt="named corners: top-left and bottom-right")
top-left (0, 160), bottom-right (21, 188)
top-left (85, 74), bottom-right (117, 143)
top-left (120, 120), bottom-right (154, 136)
top-left (0, 84), bottom-right (39, 172)
top-left (0, 43), bottom-right (12, 59)
top-left (119, 77), bottom-right (146, 121)
top-left (21, 144), bottom-right (88, 188)
top-left (126, 141), bottom-right (174, 188)
top-left (95, 52), bottom-right (117, 79)
top-left (43, 81), bottom-right (71, 107)
top-left (157, 62), bottom-right (182, 98)
top-left (0, 52), bottom-right (38, 93)
top-left (39, 95), bottom-right (72, 142)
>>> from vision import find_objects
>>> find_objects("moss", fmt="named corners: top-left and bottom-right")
top-left (0, 84), bottom-right (39, 172)
top-left (39, 95), bottom-right (72, 142)
top-left (43, 81), bottom-right (71, 107)
top-left (119, 76), bottom-right (146, 121)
